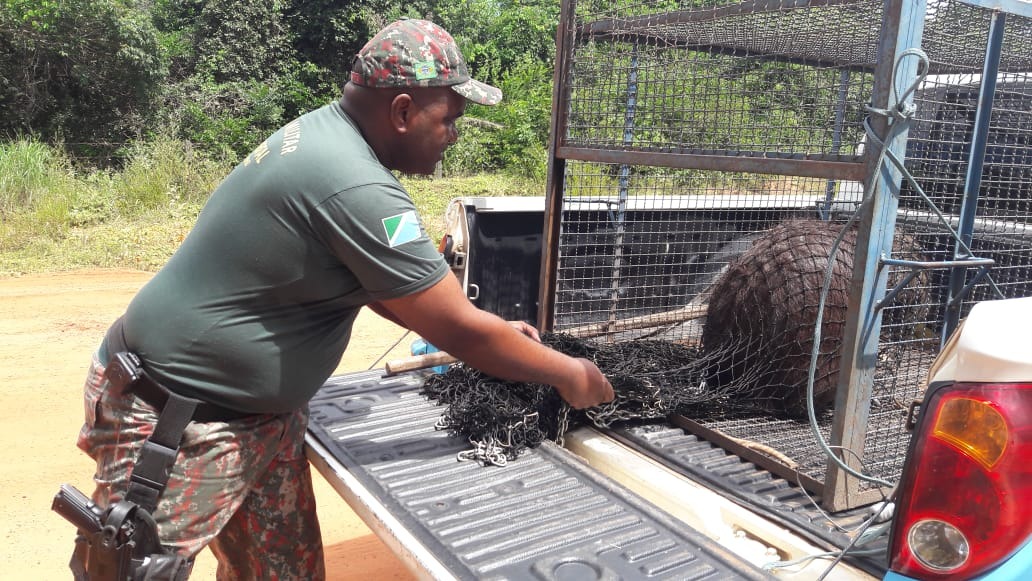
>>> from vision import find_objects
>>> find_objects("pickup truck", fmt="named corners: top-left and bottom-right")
top-left (304, 197), bottom-right (1032, 580)
top-left (304, 0), bottom-right (1032, 577)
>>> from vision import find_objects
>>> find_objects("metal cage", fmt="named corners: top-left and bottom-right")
top-left (540, 0), bottom-right (1032, 510)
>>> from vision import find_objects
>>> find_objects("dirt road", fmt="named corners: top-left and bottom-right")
top-left (0, 269), bottom-right (416, 579)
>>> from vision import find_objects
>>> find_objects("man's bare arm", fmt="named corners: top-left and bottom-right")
top-left (379, 274), bottom-right (614, 408)
top-left (367, 301), bottom-right (407, 328)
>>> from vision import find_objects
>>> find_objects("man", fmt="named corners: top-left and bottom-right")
top-left (73, 18), bottom-right (614, 579)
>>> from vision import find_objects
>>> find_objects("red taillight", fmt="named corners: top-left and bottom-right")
top-left (890, 382), bottom-right (1032, 578)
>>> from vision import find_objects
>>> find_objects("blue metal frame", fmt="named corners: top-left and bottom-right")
top-left (604, 53), bottom-right (639, 329)
top-left (824, 0), bottom-right (928, 511)
top-left (942, 9), bottom-right (1008, 342)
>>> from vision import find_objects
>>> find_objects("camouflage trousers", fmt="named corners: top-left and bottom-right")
top-left (76, 353), bottom-right (326, 580)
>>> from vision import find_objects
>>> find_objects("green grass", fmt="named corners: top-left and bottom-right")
top-left (401, 173), bottom-right (544, 239)
top-left (0, 139), bottom-right (543, 276)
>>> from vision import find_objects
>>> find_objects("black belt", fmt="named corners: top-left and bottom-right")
top-left (104, 316), bottom-right (254, 423)
top-left (129, 372), bottom-right (253, 423)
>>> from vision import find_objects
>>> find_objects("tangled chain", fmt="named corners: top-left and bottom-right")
top-left (422, 333), bottom-right (711, 465)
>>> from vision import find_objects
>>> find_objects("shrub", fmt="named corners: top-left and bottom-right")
top-left (0, 139), bottom-right (70, 215)
top-left (162, 66), bottom-right (335, 161)
top-left (115, 134), bottom-right (226, 215)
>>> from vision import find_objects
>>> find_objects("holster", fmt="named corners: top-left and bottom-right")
top-left (57, 320), bottom-right (200, 580)
top-left (64, 498), bottom-right (190, 580)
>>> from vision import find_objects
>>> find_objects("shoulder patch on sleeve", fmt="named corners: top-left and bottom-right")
top-left (382, 210), bottom-right (422, 247)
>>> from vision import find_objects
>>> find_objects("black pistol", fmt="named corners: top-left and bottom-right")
top-left (52, 483), bottom-right (104, 535)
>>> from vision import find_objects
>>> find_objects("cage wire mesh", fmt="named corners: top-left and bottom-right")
top-left (873, 0), bottom-right (1032, 489)
top-left (549, 0), bottom-right (1032, 496)
top-left (552, 165), bottom-right (838, 335)
top-left (564, 0), bottom-right (881, 158)
top-left (549, 0), bottom-right (892, 491)
top-left (423, 0), bottom-right (1032, 504)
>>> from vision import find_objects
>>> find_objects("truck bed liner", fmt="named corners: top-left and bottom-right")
top-left (609, 424), bottom-right (888, 577)
top-left (305, 370), bottom-right (773, 580)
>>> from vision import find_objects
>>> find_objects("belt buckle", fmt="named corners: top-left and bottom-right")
top-left (106, 352), bottom-right (143, 393)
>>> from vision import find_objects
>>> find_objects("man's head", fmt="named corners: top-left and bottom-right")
top-left (341, 19), bottom-right (502, 175)
top-left (350, 19), bottom-right (502, 106)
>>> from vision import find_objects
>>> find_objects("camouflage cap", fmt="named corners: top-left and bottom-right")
top-left (351, 19), bottom-right (502, 106)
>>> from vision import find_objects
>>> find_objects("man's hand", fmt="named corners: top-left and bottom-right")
top-left (554, 358), bottom-right (615, 409)
top-left (508, 320), bottom-right (540, 342)
top-left (503, 321), bottom-right (615, 408)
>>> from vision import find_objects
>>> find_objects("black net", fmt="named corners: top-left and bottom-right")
top-left (425, 218), bottom-right (930, 467)
top-left (423, 333), bottom-right (719, 466)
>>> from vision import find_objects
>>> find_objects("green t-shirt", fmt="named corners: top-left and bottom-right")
top-left (112, 102), bottom-right (449, 413)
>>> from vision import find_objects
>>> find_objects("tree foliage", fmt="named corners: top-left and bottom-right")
top-left (436, 0), bottom-right (559, 176)
top-left (193, 0), bottom-right (294, 83)
top-left (435, 0), bottom-right (557, 84)
top-left (0, 0), bottom-right (848, 180)
top-left (0, 0), bottom-right (165, 155)
top-left (0, 0), bottom-right (568, 176)
top-left (285, 0), bottom-right (433, 73)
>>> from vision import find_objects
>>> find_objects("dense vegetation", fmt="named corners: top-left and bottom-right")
top-left (0, 0), bottom-right (556, 273)
top-left (0, 136), bottom-right (538, 273)
top-left (0, 0), bottom-right (850, 274)
top-left (0, 0), bottom-right (557, 170)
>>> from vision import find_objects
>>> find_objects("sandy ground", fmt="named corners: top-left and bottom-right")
top-left (0, 269), bottom-right (418, 580)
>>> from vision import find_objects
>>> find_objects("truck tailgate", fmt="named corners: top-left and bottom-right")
top-left (305, 370), bottom-right (773, 580)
